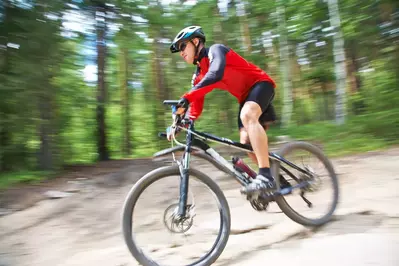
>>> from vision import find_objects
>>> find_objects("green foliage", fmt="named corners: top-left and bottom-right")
top-left (0, 170), bottom-right (55, 189)
top-left (268, 120), bottom-right (389, 157)
top-left (0, 0), bottom-right (398, 189)
top-left (350, 65), bottom-right (399, 141)
top-left (291, 97), bottom-right (315, 124)
top-left (304, 68), bottom-right (335, 84)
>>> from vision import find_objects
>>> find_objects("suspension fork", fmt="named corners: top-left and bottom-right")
top-left (177, 122), bottom-right (194, 217)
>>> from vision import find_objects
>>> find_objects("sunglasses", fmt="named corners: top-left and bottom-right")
top-left (179, 41), bottom-right (189, 52)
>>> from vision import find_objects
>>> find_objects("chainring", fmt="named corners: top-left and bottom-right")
top-left (249, 193), bottom-right (271, 211)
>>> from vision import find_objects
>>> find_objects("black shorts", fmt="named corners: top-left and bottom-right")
top-left (238, 81), bottom-right (277, 129)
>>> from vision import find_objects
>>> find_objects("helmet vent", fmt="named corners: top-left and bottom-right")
top-left (177, 31), bottom-right (185, 39)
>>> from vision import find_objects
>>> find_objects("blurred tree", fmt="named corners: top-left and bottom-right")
top-left (305, 68), bottom-right (335, 120)
top-left (236, 0), bottom-right (252, 55)
top-left (114, 0), bottom-right (140, 156)
top-left (148, 1), bottom-right (170, 144)
top-left (92, 0), bottom-right (110, 161)
top-left (327, 0), bottom-right (347, 125)
top-left (0, 0), bottom-right (398, 178)
top-left (0, 0), bottom-right (13, 172)
top-left (277, 0), bottom-right (293, 128)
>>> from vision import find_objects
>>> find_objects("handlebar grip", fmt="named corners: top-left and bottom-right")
top-left (163, 100), bottom-right (180, 105)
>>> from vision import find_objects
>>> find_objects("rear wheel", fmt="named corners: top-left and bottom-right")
top-left (122, 165), bottom-right (231, 266)
top-left (272, 141), bottom-right (339, 226)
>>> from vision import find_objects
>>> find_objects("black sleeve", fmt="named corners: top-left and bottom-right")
top-left (192, 44), bottom-right (230, 90)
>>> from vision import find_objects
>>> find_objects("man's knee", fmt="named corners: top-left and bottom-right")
top-left (240, 102), bottom-right (262, 127)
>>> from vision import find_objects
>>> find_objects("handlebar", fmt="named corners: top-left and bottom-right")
top-left (163, 99), bottom-right (189, 121)
top-left (163, 100), bottom-right (180, 106)
top-left (159, 99), bottom-right (193, 141)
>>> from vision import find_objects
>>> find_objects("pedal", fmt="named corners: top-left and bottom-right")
top-left (240, 185), bottom-right (276, 197)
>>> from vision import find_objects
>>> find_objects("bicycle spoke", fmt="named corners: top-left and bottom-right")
top-left (272, 142), bottom-right (339, 226)
top-left (122, 167), bottom-right (230, 266)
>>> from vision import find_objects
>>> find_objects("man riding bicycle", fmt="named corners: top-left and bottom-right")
top-left (168, 25), bottom-right (287, 195)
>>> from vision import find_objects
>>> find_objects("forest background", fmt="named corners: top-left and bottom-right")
top-left (0, 0), bottom-right (398, 188)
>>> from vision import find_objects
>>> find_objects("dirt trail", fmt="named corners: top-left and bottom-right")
top-left (0, 148), bottom-right (399, 266)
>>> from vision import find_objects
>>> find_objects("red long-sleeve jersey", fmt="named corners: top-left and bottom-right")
top-left (182, 44), bottom-right (276, 120)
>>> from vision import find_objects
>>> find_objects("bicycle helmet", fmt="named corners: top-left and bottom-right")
top-left (170, 25), bottom-right (206, 54)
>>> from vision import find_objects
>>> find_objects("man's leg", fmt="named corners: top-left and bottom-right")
top-left (237, 81), bottom-right (277, 194)
top-left (239, 128), bottom-right (258, 165)
top-left (240, 122), bottom-right (271, 166)
top-left (240, 102), bottom-right (270, 169)
top-left (240, 125), bottom-right (291, 192)
top-left (239, 101), bottom-right (275, 194)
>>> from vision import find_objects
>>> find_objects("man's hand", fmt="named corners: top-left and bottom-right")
top-left (166, 126), bottom-right (174, 141)
top-left (175, 97), bottom-right (189, 115)
top-left (166, 125), bottom-right (185, 141)
top-left (166, 98), bottom-right (189, 142)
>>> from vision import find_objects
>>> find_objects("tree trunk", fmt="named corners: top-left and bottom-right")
top-left (395, 45), bottom-right (399, 86)
top-left (257, 15), bottom-right (272, 73)
top-left (0, 1), bottom-right (11, 172)
top-left (277, 1), bottom-right (293, 128)
top-left (213, 7), bottom-right (226, 44)
top-left (0, 125), bottom-right (10, 172)
top-left (95, 4), bottom-right (109, 161)
top-left (152, 37), bottom-right (167, 134)
top-left (379, 2), bottom-right (399, 84)
top-left (328, 0), bottom-right (347, 125)
top-left (259, 41), bottom-right (269, 73)
top-left (236, 1), bottom-right (252, 54)
top-left (38, 92), bottom-right (53, 170)
top-left (120, 47), bottom-right (131, 156)
top-left (347, 42), bottom-right (362, 93)
top-left (322, 83), bottom-right (330, 120)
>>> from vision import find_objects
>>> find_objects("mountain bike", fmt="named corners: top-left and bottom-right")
top-left (122, 100), bottom-right (339, 266)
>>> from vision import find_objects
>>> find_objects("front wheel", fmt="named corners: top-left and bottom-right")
top-left (122, 165), bottom-right (231, 266)
top-left (272, 141), bottom-right (340, 226)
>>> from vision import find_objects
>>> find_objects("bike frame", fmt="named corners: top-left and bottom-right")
top-left (159, 119), bottom-right (312, 218)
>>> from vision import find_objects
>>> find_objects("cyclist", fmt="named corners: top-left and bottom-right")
top-left (168, 25), bottom-right (287, 195)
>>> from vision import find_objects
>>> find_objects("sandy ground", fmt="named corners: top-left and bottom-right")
top-left (0, 147), bottom-right (398, 266)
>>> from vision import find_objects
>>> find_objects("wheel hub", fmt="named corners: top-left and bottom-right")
top-left (163, 203), bottom-right (195, 233)
top-left (301, 166), bottom-right (322, 192)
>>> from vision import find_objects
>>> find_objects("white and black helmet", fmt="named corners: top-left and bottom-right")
top-left (170, 25), bottom-right (206, 53)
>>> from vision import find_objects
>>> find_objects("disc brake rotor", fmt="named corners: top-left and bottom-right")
top-left (301, 166), bottom-right (322, 192)
top-left (163, 203), bottom-right (196, 233)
